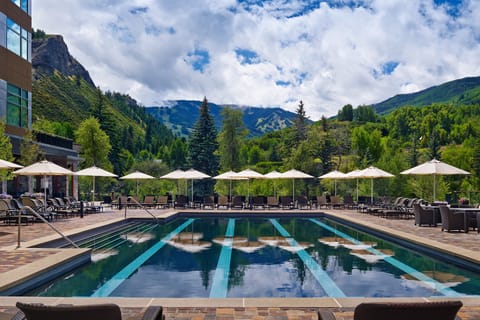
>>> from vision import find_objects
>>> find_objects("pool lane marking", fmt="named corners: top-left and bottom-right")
top-left (91, 218), bottom-right (195, 297)
top-left (209, 218), bottom-right (236, 298)
top-left (309, 218), bottom-right (461, 297)
top-left (269, 219), bottom-right (346, 297)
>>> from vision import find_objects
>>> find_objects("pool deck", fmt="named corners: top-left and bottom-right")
top-left (0, 206), bottom-right (479, 319)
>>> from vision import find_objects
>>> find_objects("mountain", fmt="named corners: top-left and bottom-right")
top-left (373, 76), bottom-right (480, 114)
top-left (146, 100), bottom-right (298, 138)
top-left (31, 33), bottom-right (174, 172)
top-left (32, 34), bottom-right (95, 87)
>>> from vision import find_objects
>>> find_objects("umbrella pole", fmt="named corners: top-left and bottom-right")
top-left (92, 176), bottom-right (96, 203)
top-left (292, 179), bottom-right (295, 203)
top-left (229, 179), bottom-right (232, 202)
top-left (356, 178), bottom-right (359, 203)
top-left (136, 179), bottom-right (139, 197)
top-left (433, 175), bottom-right (436, 202)
top-left (44, 175), bottom-right (47, 212)
top-left (370, 178), bottom-right (373, 205)
top-left (334, 179), bottom-right (337, 196)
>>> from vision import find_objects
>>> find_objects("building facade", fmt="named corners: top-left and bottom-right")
top-left (0, 0), bottom-right (79, 198)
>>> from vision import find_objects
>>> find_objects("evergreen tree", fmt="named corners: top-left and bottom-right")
top-left (292, 100), bottom-right (308, 144)
top-left (337, 104), bottom-right (353, 121)
top-left (188, 97), bottom-right (219, 195)
top-left (218, 107), bottom-right (247, 171)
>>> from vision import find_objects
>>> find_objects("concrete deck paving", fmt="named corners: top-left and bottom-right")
top-left (0, 206), bottom-right (479, 319)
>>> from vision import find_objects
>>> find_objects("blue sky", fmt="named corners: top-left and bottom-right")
top-left (33, 0), bottom-right (479, 119)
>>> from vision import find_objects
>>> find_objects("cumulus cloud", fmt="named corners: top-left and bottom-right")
top-left (33, 0), bottom-right (480, 120)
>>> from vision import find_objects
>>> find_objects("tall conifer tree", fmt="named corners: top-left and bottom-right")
top-left (188, 97), bottom-right (219, 195)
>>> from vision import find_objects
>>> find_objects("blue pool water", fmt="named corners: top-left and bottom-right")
top-left (25, 216), bottom-right (480, 298)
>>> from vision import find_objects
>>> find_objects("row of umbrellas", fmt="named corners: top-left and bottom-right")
top-left (320, 160), bottom-right (470, 202)
top-left (0, 158), bottom-right (471, 205)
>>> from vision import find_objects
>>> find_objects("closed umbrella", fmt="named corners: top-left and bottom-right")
top-left (356, 166), bottom-right (394, 205)
top-left (400, 159), bottom-right (470, 201)
top-left (319, 170), bottom-right (347, 196)
top-left (120, 171), bottom-right (155, 196)
top-left (280, 169), bottom-right (314, 202)
top-left (75, 166), bottom-right (117, 202)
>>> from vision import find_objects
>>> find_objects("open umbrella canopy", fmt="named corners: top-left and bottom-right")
top-left (14, 160), bottom-right (73, 176)
top-left (0, 159), bottom-right (23, 169)
top-left (264, 170), bottom-right (283, 197)
top-left (160, 169), bottom-right (187, 179)
top-left (235, 169), bottom-right (265, 198)
top-left (356, 166), bottom-right (394, 204)
top-left (214, 171), bottom-right (247, 200)
top-left (75, 166), bottom-right (117, 202)
top-left (120, 171), bottom-right (155, 196)
top-left (280, 169), bottom-right (314, 202)
top-left (400, 159), bottom-right (470, 201)
top-left (319, 170), bottom-right (347, 196)
top-left (76, 166), bottom-right (117, 178)
top-left (120, 171), bottom-right (155, 180)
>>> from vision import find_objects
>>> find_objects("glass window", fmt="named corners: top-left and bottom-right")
top-left (6, 18), bottom-right (30, 60)
top-left (6, 84), bottom-right (29, 128)
top-left (11, 0), bottom-right (28, 12)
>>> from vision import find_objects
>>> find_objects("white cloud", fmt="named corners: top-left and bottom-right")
top-left (32, 0), bottom-right (480, 120)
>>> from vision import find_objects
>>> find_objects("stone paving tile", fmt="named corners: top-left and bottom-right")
top-left (0, 207), bottom-right (479, 319)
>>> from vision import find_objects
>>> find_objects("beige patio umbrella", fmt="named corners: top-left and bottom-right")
top-left (0, 158), bottom-right (23, 193)
top-left (184, 169), bottom-right (210, 201)
top-left (400, 159), bottom-right (470, 201)
top-left (319, 170), bottom-right (347, 196)
top-left (236, 169), bottom-right (265, 199)
top-left (344, 169), bottom-right (362, 202)
top-left (213, 171), bottom-right (247, 201)
top-left (120, 171), bottom-right (155, 196)
top-left (75, 166), bottom-right (117, 202)
top-left (280, 169), bottom-right (314, 202)
top-left (264, 170), bottom-right (283, 198)
top-left (14, 160), bottom-right (74, 207)
top-left (160, 169), bottom-right (187, 196)
top-left (356, 166), bottom-right (394, 205)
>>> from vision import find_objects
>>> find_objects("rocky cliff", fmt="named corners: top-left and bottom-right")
top-left (32, 35), bottom-right (95, 87)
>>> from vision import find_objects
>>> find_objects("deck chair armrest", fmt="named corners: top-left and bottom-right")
top-left (141, 306), bottom-right (163, 320)
top-left (318, 310), bottom-right (336, 320)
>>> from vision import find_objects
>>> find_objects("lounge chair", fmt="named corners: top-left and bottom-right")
top-left (296, 195), bottom-right (311, 209)
top-left (0, 199), bottom-right (33, 225)
top-left (217, 195), bottom-right (229, 209)
top-left (330, 196), bottom-right (343, 209)
top-left (343, 195), bottom-right (357, 209)
top-left (174, 195), bottom-right (188, 209)
top-left (202, 196), bottom-right (215, 209)
top-left (266, 196), bottom-right (279, 209)
top-left (252, 196), bottom-right (266, 210)
top-left (231, 196), bottom-right (244, 210)
top-left (413, 203), bottom-right (436, 226)
top-left (439, 205), bottom-right (466, 232)
top-left (279, 196), bottom-right (293, 209)
top-left (142, 196), bottom-right (157, 209)
top-left (14, 302), bottom-right (163, 320)
top-left (21, 197), bottom-right (56, 221)
top-left (318, 300), bottom-right (462, 320)
top-left (316, 195), bottom-right (329, 209)
top-left (156, 195), bottom-right (169, 209)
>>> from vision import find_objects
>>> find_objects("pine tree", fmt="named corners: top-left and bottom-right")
top-left (289, 100), bottom-right (309, 148)
top-left (188, 97), bottom-right (219, 195)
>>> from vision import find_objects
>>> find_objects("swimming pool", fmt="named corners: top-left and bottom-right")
top-left (25, 216), bottom-right (480, 298)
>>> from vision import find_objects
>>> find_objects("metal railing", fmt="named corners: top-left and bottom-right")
top-left (19, 206), bottom-right (79, 248)
top-left (124, 197), bottom-right (159, 222)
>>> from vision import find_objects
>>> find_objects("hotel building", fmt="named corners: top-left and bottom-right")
top-left (0, 0), bottom-right (79, 197)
